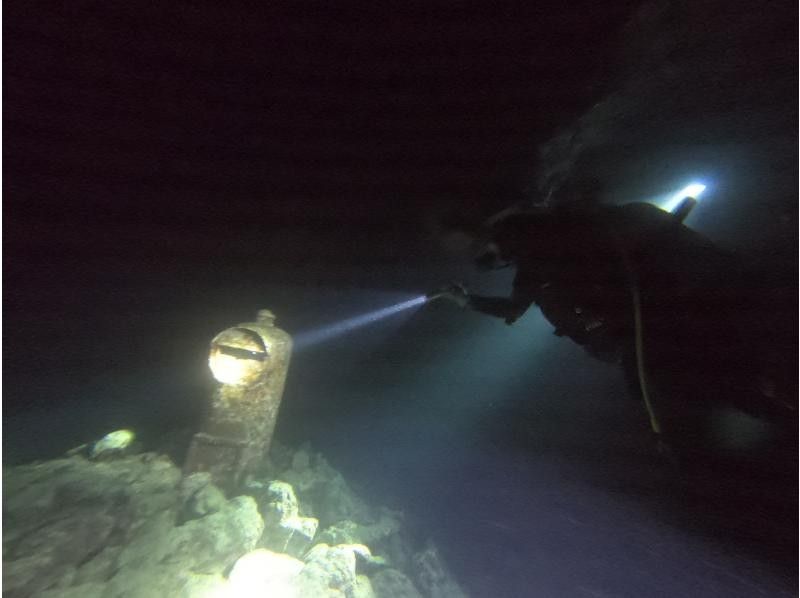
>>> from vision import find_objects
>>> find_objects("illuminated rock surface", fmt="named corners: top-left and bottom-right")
top-left (2, 435), bottom-right (465, 597)
top-left (228, 549), bottom-right (305, 596)
top-left (247, 479), bottom-right (320, 558)
top-left (179, 472), bottom-right (228, 521)
top-left (89, 429), bottom-right (137, 460)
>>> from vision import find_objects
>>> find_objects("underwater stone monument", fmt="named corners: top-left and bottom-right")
top-left (184, 309), bottom-right (293, 493)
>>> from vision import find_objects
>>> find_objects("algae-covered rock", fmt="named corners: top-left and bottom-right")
top-left (166, 495), bottom-right (264, 573)
top-left (11, 509), bottom-right (115, 564)
top-left (3, 441), bottom-right (464, 597)
top-left (38, 581), bottom-right (106, 598)
top-left (318, 519), bottom-right (361, 545)
top-left (315, 509), bottom-right (400, 573)
top-left (275, 514), bottom-right (320, 557)
top-left (298, 543), bottom-right (360, 597)
top-left (73, 545), bottom-right (123, 585)
top-left (273, 449), bottom-right (374, 527)
top-left (106, 564), bottom-right (186, 598)
top-left (179, 472), bottom-right (227, 522)
top-left (412, 542), bottom-right (468, 598)
top-left (177, 572), bottom-right (229, 598)
top-left (2, 553), bottom-right (74, 598)
top-left (106, 566), bottom-right (228, 598)
top-left (370, 568), bottom-right (424, 598)
top-left (103, 496), bottom-right (263, 594)
top-left (318, 509), bottom-right (401, 547)
top-left (353, 574), bottom-right (377, 598)
top-left (251, 480), bottom-right (319, 557)
top-left (90, 429), bottom-right (137, 460)
top-left (317, 471), bottom-right (373, 526)
top-left (262, 480), bottom-right (300, 524)
top-left (292, 448), bottom-right (311, 472)
top-left (115, 509), bottom-right (179, 570)
top-left (315, 522), bottom-right (389, 572)
top-left (3, 453), bottom-right (182, 596)
top-left (2, 451), bottom-right (261, 597)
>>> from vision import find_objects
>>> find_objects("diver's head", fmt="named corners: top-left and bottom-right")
top-left (473, 240), bottom-right (514, 270)
top-left (435, 202), bottom-right (570, 270)
top-left (475, 208), bottom-right (570, 271)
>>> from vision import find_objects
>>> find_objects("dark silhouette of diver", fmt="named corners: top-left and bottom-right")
top-left (431, 201), bottom-right (793, 447)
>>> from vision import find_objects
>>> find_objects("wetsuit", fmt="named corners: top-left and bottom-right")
top-left (467, 203), bottom-right (780, 427)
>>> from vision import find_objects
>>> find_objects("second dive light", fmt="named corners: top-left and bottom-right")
top-left (671, 196), bottom-right (698, 223)
top-left (663, 183), bottom-right (706, 213)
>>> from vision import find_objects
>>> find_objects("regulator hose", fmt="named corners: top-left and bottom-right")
top-left (628, 268), bottom-right (662, 435)
top-left (610, 227), bottom-right (663, 436)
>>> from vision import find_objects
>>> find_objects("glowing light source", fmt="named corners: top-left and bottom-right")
top-left (227, 549), bottom-right (303, 597)
top-left (208, 329), bottom-right (269, 385)
top-left (294, 295), bottom-right (427, 351)
top-left (662, 183), bottom-right (707, 212)
top-left (90, 429), bottom-right (136, 459)
top-left (208, 350), bottom-right (253, 385)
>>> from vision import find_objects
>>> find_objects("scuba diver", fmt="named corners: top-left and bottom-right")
top-left (429, 199), bottom-right (793, 446)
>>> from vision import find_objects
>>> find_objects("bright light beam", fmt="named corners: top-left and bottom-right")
top-left (662, 183), bottom-right (706, 212)
top-left (293, 295), bottom-right (427, 351)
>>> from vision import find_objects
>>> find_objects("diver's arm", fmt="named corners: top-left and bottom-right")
top-left (466, 294), bottom-right (534, 324)
top-left (433, 277), bottom-right (537, 324)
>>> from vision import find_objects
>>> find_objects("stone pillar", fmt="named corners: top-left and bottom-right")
top-left (185, 309), bottom-right (292, 493)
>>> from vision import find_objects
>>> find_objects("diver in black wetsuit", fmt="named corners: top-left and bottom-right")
top-left (432, 202), bottom-right (792, 441)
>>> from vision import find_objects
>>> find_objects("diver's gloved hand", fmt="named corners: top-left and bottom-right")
top-left (427, 283), bottom-right (470, 308)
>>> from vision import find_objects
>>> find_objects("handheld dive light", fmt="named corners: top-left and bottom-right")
top-left (663, 183), bottom-right (706, 213)
top-left (671, 196), bottom-right (697, 223)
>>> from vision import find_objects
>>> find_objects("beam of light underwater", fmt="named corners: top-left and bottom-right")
top-left (293, 295), bottom-right (428, 351)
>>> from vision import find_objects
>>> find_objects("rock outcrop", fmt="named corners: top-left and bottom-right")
top-left (3, 432), bottom-right (466, 598)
